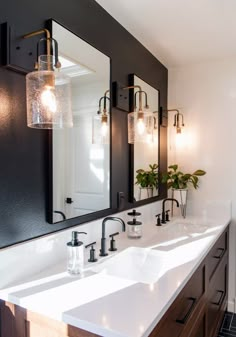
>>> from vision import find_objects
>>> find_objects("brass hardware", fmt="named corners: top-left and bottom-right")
top-left (101, 114), bottom-right (108, 124)
top-left (162, 108), bottom-right (185, 133)
top-left (23, 29), bottom-right (51, 56)
top-left (122, 85), bottom-right (149, 114)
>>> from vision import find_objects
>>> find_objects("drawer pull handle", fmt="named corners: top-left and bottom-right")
top-left (213, 248), bottom-right (224, 259)
top-left (212, 290), bottom-right (225, 306)
top-left (176, 297), bottom-right (197, 324)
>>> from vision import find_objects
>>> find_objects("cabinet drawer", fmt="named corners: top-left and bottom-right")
top-left (182, 307), bottom-right (207, 337)
top-left (207, 230), bottom-right (228, 281)
top-left (207, 257), bottom-right (227, 337)
top-left (149, 264), bottom-right (205, 337)
top-left (190, 312), bottom-right (206, 337)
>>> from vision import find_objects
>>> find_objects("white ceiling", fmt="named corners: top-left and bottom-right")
top-left (95, 0), bottom-right (236, 68)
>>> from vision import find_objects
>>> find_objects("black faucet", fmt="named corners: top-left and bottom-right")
top-left (161, 198), bottom-right (179, 224)
top-left (100, 216), bottom-right (126, 256)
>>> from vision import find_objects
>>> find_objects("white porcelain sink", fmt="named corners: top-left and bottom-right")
top-left (91, 247), bottom-right (166, 284)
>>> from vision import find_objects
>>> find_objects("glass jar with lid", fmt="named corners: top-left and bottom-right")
top-left (127, 210), bottom-right (142, 239)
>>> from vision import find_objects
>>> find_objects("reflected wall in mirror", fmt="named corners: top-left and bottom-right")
top-left (51, 21), bottom-right (110, 223)
top-left (132, 75), bottom-right (159, 202)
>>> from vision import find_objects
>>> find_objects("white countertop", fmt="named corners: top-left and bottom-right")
top-left (0, 213), bottom-right (231, 337)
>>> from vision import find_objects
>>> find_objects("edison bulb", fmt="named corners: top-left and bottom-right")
top-left (175, 132), bottom-right (185, 148)
top-left (137, 118), bottom-right (145, 135)
top-left (41, 86), bottom-right (57, 113)
top-left (101, 121), bottom-right (108, 137)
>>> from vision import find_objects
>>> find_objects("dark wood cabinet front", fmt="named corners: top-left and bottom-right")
top-left (207, 255), bottom-right (228, 337)
top-left (150, 225), bottom-right (229, 337)
top-left (149, 263), bottom-right (205, 337)
top-left (207, 229), bottom-right (228, 282)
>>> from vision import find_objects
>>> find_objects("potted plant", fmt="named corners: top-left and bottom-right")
top-left (136, 163), bottom-right (158, 200)
top-left (161, 164), bottom-right (206, 217)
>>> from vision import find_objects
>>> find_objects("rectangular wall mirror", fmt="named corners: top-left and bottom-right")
top-left (50, 21), bottom-right (111, 223)
top-left (130, 75), bottom-right (159, 202)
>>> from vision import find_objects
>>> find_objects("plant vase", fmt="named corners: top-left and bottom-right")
top-left (138, 187), bottom-right (153, 200)
top-left (171, 188), bottom-right (188, 218)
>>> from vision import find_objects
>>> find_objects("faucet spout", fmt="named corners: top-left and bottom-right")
top-left (100, 217), bottom-right (126, 256)
top-left (161, 198), bottom-right (179, 224)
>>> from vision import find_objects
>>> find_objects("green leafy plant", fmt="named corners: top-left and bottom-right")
top-left (161, 164), bottom-right (206, 189)
top-left (135, 164), bottom-right (158, 189)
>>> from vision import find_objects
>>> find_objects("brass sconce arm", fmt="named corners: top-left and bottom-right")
top-left (162, 108), bottom-right (185, 133)
top-left (23, 29), bottom-right (51, 68)
top-left (122, 85), bottom-right (149, 113)
top-left (23, 29), bottom-right (60, 71)
top-left (23, 28), bottom-right (51, 50)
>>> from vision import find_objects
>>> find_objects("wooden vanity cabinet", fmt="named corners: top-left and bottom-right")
top-left (149, 225), bottom-right (229, 337)
top-left (149, 262), bottom-right (206, 337)
top-left (0, 301), bottom-right (99, 337)
top-left (206, 229), bottom-right (228, 337)
top-left (0, 226), bottom-right (229, 337)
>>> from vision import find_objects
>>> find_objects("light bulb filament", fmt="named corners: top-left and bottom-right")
top-left (41, 86), bottom-right (57, 113)
top-left (137, 118), bottom-right (145, 135)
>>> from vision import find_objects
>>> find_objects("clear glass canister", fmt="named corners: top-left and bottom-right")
top-left (127, 219), bottom-right (142, 239)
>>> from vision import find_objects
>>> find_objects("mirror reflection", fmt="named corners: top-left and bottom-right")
top-left (51, 21), bottom-right (110, 223)
top-left (133, 75), bottom-right (159, 202)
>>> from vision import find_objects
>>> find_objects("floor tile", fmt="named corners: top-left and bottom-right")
top-left (218, 312), bottom-right (236, 337)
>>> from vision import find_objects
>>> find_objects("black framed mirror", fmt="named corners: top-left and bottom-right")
top-left (128, 74), bottom-right (160, 204)
top-left (49, 20), bottom-right (111, 223)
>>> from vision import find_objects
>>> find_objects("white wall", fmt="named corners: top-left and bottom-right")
top-left (168, 58), bottom-right (236, 312)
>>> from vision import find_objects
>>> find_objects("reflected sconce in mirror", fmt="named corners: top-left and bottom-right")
top-left (92, 90), bottom-right (110, 144)
top-left (0, 23), bottom-right (73, 129)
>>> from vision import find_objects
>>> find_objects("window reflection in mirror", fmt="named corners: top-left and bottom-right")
top-left (133, 75), bottom-right (159, 202)
top-left (51, 21), bottom-right (110, 223)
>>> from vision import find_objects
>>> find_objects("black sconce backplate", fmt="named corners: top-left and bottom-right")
top-left (0, 22), bottom-right (39, 74)
top-left (112, 81), bottom-right (130, 112)
top-left (159, 106), bottom-right (168, 127)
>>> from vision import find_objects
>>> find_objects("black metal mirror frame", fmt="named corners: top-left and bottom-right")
top-left (47, 19), bottom-right (113, 224)
top-left (128, 73), bottom-right (166, 207)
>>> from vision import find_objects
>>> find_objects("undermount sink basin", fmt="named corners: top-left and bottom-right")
top-left (91, 247), bottom-right (166, 284)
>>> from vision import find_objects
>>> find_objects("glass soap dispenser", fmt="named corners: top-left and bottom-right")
top-left (127, 210), bottom-right (142, 239)
top-left (67, 231), bottom-right (87, 275)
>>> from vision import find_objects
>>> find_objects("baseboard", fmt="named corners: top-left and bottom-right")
top-left (228, 300), bottom-right (236, 313)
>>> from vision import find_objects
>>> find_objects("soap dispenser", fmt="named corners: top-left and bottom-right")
top-left (67, 231), bottom-right (87, 275)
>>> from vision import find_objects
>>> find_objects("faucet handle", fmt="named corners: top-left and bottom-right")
top-left (165, 210), bottom-right (170, 222)
top-left (85, 241), bottom-right (98, 262)
top-left (109, 232), bottom-right (119, 251)
top-left (155, 214), bottom-right (162, 226)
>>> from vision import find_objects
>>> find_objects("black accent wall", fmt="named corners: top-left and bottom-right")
top-left (0, 0), bottom-right (168, 248)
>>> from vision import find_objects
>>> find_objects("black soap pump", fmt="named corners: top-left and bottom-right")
top-left (67, 231), bottom-right (87, 275)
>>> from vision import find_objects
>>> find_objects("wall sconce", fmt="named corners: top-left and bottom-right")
top-left (0, 23), bottom-right (72, 129)
top-left (92, 90), bottom-right (110, 144)
top-left (160, 108), bottom-right (185, 134)
top-left (24, 29), bottom-right (73, 129)
top-left (172, 109), bottom-right (185, 134)
top-left (123, 85), bottom-right (154, 144)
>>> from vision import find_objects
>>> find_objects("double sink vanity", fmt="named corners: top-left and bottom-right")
top-left (0, 208), bottom-right (230, 337)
